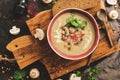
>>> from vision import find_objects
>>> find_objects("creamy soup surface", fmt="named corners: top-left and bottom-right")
top-left (51, 12), bottom-right (95, 56)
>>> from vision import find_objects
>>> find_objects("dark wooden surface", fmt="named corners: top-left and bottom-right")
top-left (0, 0), bottom-right (51, 80)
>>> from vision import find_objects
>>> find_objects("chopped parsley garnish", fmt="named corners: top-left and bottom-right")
top-left (66, 14), bottom-right (87, 29)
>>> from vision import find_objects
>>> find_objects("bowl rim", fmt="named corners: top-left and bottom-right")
top-left (47, 8), bottom-right (100, 60)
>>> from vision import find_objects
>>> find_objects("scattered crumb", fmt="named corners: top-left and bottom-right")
top-left (26, 14), bottom-right (30, 18)
top-left (1, 66), bottom-right (4, 69)
top-left (26, 76), bottom-right (29, 79)
top-left (6, 68), bottom-right (10, 71)
top-left (12, 19), bottom-right (16, 22)
top-left (66, 70), bottom-right (69, 73)
top-left (2, 70), bottom-right (5, 74)
top-left (10, 76), bottom-right (13, 79)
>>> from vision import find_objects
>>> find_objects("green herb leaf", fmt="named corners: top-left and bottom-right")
top-left (71, 21), bottom-right (79, 27)
top-left (76, 71), bottom-right (81, 77)
top-left (52, 0), bottom-right (58, 3)
top-left (91, 67), bottom-right (101, 73)
top-left (87, 67), bottom-right (101, 80)
top-left (75, 18), bottom-right (81, 24)
top-left (89, 76), bottom-right (96, 80)
top-left (66, 16), bottom-right (74, 24)
top-left (94, 67), bottom-right (101, 73)
top-left (13, 70), bottom-right (26, 80)
top-left (88, 71), bottom-right (93, 77)
top-left (80, 21), bottom-right (87, 28)
top-left (65, 13), bottom-right (87, 29)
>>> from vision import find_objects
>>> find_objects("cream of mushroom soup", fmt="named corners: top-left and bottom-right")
top-left (51, 12), bottom-right (95, 56)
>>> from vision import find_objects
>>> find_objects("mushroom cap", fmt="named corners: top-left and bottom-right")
top-left (106, 0), bottom-right (117, 5)
top-left (69, 73), bottom-right (81, 80)
top-left (29, 68), bottom-right (40, 79)
top-left (42, 0), bottom-right (52, 4)
top-left (108, 10), bottom-right (118, 19)
top-left (9, 26), bottom-right (20, 35)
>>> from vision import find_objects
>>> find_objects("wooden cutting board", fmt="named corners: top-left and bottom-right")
top-left (6, 10), bottom-right (53, 69)
top-left (6, 0), bottom-right (120, 79)
top-left (6, 35), bottom-right (42, 69)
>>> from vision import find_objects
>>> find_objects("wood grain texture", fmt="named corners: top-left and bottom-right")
top-left (6, 35), bottom-right (42, 69)
top-left (6, 35), bottom-right (35, 52)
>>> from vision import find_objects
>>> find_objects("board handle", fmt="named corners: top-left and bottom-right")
top-left (6, 35), bottom-right (35, 52)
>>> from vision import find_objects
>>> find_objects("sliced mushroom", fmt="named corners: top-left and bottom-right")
top-left (69, 27), bottom-right (75, 34)
top-left (62, 35), bottom-right (68, 40)
top-left (69, 73), bottom-right (77, 80)
top-left (9, 26), bottom-right (20, 35)
top-left (62, 27), bottom-right (69, 36)
top-left (69, 73), bottom-right (81, 80)
top-left (61, 30), bottom-right (65, 35)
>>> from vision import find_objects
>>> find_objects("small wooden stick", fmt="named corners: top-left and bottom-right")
top-left (87, 52), bottom-right (95, 66)
top-left (0, 55), bottom-right (24, 62)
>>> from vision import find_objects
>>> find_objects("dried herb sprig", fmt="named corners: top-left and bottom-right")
top-left (13, 70), bottom-right (26, 80)
top-left (87, 67), bottom-right (101, 80)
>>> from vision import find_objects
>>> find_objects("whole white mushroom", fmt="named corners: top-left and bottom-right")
top-left (29, 68), bottom-right (40, 79)
top-left (69, 73), bottom-right (81, 80)
top-left (108, 10), bottom-right (118, 19)
top-left (106, 0), bottom-right (117, 5)
top-left (9, 26), bottom-right (20, 35)
top-left (42, 0), bottom-right (52, 4)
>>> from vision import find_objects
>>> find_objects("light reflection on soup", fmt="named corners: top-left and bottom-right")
top-left (51, 12), bottom-right (95, 56)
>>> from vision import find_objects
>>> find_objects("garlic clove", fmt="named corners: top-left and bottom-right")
top-left (42, 0), bottom-right (52, 4)
top-left (9, 26), bottom-right (20, 35)
top-left (108, 10), bottom-right (118, 19)
top-left (106, 0), bottom-right (117, 5)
